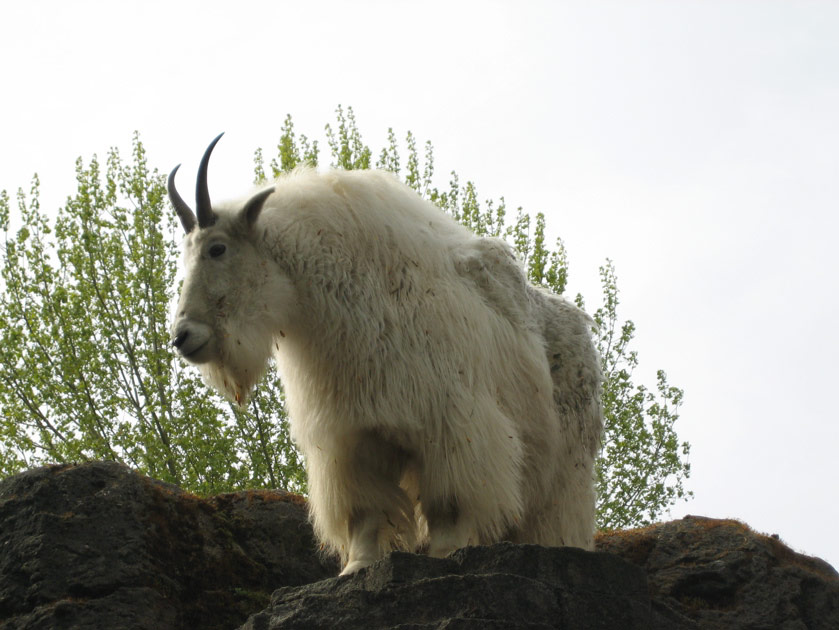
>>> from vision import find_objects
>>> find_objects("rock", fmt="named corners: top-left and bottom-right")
top-left (596, 515), bottom-right (839, 629)
top-left (238, 520), bottom-right (839, 630)
top-left (0, 461), bottom-right (337, 630)
top-left (239, 543), bottom-right (653, 630)
top-left (2, 463), bottom-right (837, 630)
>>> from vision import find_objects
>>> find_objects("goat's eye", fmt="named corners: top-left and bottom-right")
top-left (208, 244), bottom-right (226, 258)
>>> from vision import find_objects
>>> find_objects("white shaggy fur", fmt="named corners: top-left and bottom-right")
top-left (171, 166), bottom-right (603, 574)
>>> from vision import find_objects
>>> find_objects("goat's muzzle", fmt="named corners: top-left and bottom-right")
top-left (171, 320), bottom-right (214, 363)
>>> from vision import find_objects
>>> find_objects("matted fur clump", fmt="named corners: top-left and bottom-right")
top-left (169, 135), bottom-right (603, 575)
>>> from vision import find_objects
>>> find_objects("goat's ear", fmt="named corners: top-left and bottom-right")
top-left (241, 187), bottom-right (275, 229)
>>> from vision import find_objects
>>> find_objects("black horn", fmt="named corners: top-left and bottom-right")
top-left (196, 132), bottom-right (224, 229)
top-left (168, 164), bottom-right (197, 234)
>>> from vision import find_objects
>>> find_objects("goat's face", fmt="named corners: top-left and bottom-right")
top-left (168, 134), bottom-right (295, 403)
top-left (172, 218), bottom-right (257, 365)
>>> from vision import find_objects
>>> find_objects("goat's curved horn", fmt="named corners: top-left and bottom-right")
top-left (168, 164), bottom-right (197, 234)
top-left (196, 133), bottom-right (224, 229)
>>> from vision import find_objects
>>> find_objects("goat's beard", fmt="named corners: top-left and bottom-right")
top-left (199, 325), bottom-right (274, 405)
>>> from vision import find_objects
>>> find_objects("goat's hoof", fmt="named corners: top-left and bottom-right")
top-left (340, 559), bottom-right (373, 575)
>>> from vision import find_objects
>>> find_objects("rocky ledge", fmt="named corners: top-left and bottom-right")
top-left (0, 462), bottom-right (836, 629)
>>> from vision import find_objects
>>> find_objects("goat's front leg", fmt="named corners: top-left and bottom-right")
top-left (340, 509), bottom-right (386, 575)
top-left (337, 430), bottom-right (415, 575)
top-left (425, 498), bottom-right (477, 558)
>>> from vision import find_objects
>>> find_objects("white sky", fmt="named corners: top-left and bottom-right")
top-left (2, 1), bottom-right (837, 569)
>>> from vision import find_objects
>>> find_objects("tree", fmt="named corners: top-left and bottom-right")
top-left (587, 261), bottom-right (691, 529)
top-left (0, 107), bottom-right (691, 528)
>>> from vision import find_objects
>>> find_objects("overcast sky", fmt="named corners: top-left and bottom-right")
top-left (2, 1), bottom-right (837, 569)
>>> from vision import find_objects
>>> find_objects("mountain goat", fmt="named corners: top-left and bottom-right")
top-left (169, 134), bottom-right (603, 575)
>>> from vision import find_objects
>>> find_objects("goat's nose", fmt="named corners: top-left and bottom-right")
top-left (172, 331), bottom-right (188, 349)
